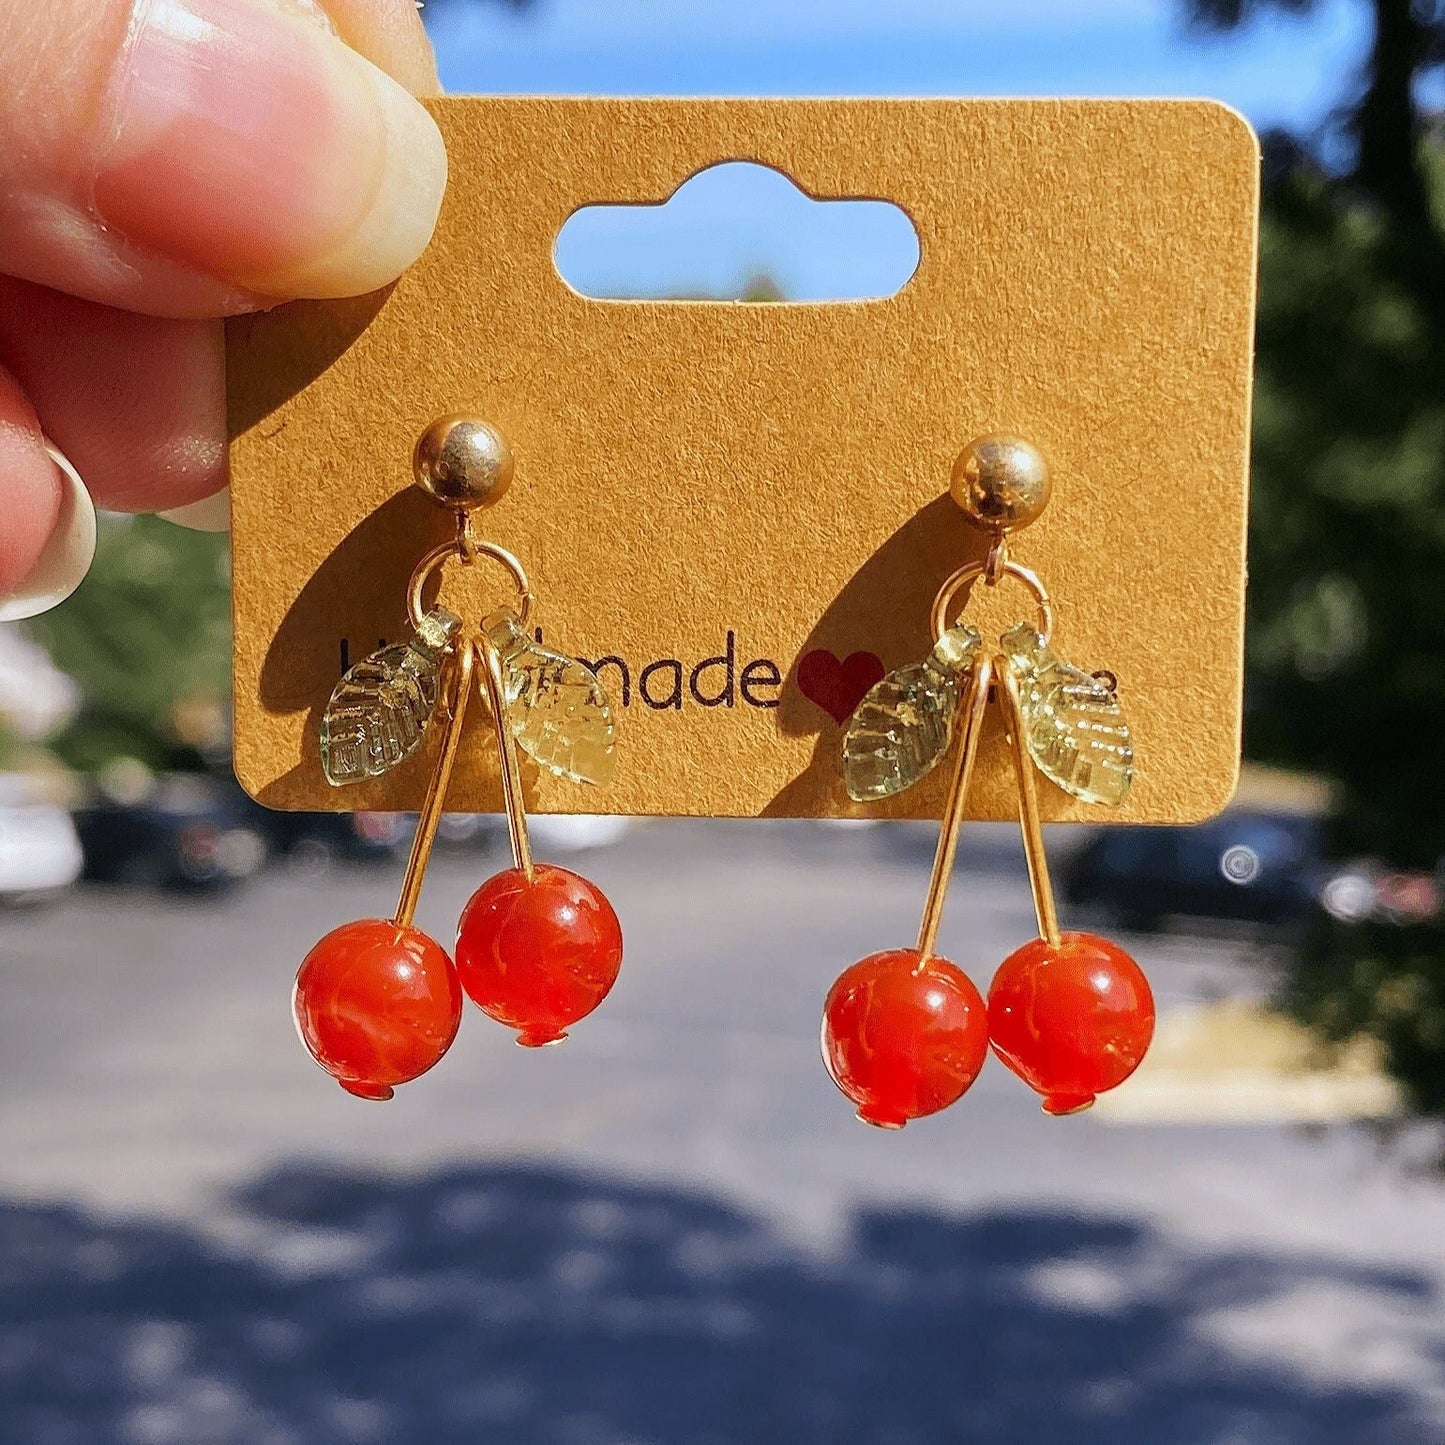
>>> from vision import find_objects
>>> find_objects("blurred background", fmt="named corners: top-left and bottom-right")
top-left (3, 0), bottom-right (1445, 1440)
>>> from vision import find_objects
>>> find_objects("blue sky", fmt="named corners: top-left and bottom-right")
top-left (425, 0), bottom-right (1365, 298)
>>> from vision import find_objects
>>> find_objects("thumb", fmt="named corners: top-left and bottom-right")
top-left (0, 0), bottom-right (447, 318)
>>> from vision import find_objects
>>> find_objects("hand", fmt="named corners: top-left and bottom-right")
top-left (0, 0), bottom-right (447, 618)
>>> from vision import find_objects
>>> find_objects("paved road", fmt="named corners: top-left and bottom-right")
top-left (0, 821), bottom-right (1442, 1444)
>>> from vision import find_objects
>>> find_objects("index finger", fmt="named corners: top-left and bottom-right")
top-left (0, 0), bottom-right (447, 319)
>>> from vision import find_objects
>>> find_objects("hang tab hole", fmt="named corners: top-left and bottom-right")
top-left (554, 161), bottom-right (920, 303)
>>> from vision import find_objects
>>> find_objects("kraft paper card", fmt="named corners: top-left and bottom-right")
top-left (227, 97), bottom-right (1258, 822)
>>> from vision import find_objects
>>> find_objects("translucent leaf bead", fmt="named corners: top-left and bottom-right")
top-left (455, 864), bottom-right (623, 1047)
top-left (293, 919), bottom-right (463, 1100)
top-left (320, 608), bottom-right (461, 786)
top-left (822, 949), bottom-right (990, 1127)
top-left (842, 625), bottom-right (982, 802)
top-left (998, 624), bottom-right (1133, 807)
top-left (987, 931), bottom-right (1154, 1115)
top-left (484, 611), bottom-right (617, 786)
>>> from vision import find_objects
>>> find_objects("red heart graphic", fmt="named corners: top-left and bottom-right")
top-left (797, 649), bottom-right (885, 725)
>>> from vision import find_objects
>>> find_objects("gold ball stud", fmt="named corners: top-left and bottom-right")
top-left (949, 434), bottom-right (1051, 533)
top-left (412, 415), bottom-right (514, 511)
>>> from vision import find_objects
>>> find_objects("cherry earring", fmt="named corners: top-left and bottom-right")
top-left (451, 600), bottom-right (623, 1050)
top-left (823, 435), bottom-right (1153, 1124)
top-left (293, 417), bottom-right (623, 1099)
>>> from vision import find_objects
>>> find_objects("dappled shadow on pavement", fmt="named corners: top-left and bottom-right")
top-left (0, 1162), bottom-right (1436, 1444)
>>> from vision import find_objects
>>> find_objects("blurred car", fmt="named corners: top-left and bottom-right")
top-left (247, 805), bottom-right (412, 873)
top-left (1061, 812), bottom-right (1326, 933)
top-left (75, 771), bottom-right (268, 891)
top-left (1318, 861), bottom-right (1441, 926)
top-left (214, 773), bottom-right (413, 873)
top-left (0, 773), bottom-right (84, 904)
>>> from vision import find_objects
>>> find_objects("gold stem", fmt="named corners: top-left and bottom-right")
top-left (477, 632), bottom-right (535, 879)
top-left (392, 641), bottom-right (475, 930)
top-left (998, 660), bottom-right (1063, 947)
top-left (914, 653), bottom-right (994, 966)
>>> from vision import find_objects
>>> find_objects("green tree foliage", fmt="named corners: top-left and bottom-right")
top-left (1190, 0), bottom-right (1445, 1112)
top-left (24, 516), bottom-right (231, 774)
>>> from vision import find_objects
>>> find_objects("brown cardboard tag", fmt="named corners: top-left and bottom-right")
top-left (227, 97), bottom-right (1258, 823)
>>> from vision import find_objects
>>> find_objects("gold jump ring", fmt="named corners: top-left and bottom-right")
top-left (929, 559), bottom-right (1054, 645)
top-left (406, 539), bottom-right (534, 631)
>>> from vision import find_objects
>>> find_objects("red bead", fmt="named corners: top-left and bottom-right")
top-left (293, 919), bottom-right (462, 1100)
top-left (987, 931), bottom-right (1154, 1115)
top-left (822, 949), bottom-right (990, 1128)
top-left (455, 864), bottom-right (623, 1047)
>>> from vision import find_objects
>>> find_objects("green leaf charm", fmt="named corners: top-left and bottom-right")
top-left (842, 625), bottom-right (982, 801)
top-left (320, 608), bottom-right (461, 786)
top-left (1000, 623), bottom-right (1133, 807)
top-left (484, 610), bottom-right (616, 787)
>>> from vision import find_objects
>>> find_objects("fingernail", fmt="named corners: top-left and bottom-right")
top-left (94, 0), bottom-right (447, 298)
top-left (0, 445), bottom-right (98, 622)
top-left (157, 487), bottom-right (230, 532)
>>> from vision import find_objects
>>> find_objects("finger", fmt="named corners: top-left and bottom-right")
top-left (157, 490), bottom-right (232, 532)
top-left (0, 367), bottom-right (97, 620)
top-left (316, 0), bottom-right (441, 97)
top-left (0, 0), bottom-right (446, 320)
top-left (0, 275), bottom-right (224, 514)
top-left (0, 364), bottom-right (61, 597)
